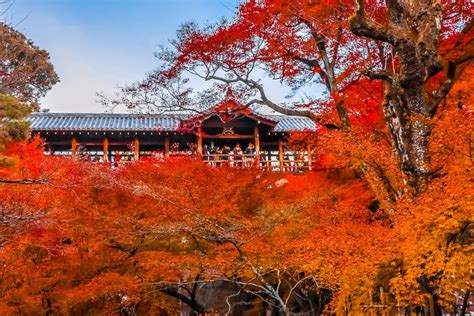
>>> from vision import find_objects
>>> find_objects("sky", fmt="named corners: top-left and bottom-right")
top-left (5, 0), bottom-right (321, 114)
top-left (4, 0), bottom-right (238, 112)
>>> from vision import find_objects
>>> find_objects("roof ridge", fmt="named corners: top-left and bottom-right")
top-left (30, 112), bottom-right (314, 119)
top-left (30, 112), bottom-right (187, 118)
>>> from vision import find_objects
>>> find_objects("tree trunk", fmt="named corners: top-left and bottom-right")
top-left (460, 289), bottom-right (471, 316)
top-left (382, 81), bottom-right (433, 189)
top-left (349, 0), bottom-right (451, 191)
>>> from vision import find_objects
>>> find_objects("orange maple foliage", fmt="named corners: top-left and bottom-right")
top-left (0, 138), bottom-right (392, 314)
top-left (0, 98), bottom-right (472, 314)
top-left (0, 0), bottom-right (473, 315)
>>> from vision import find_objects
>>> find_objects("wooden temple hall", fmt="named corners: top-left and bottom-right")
top-left (29, 106), bottom-right (319, 171)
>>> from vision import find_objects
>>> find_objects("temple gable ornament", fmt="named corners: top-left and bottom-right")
top-left (220, 127), bottom-right (235, 136)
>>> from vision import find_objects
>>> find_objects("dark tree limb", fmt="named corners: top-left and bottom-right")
top-left (108, 240), bottom-right (139, 258)
top-left (368, 159), bottom-right (400, 202)
top-left (298, 17), bottom-right (337, 94)
top-left (460, 289), bottom-right (471, 316)
top-left (0, 178), bottom-right (47, 185)
top-left (365, 70), bottom-right (393, 82)
top-left (429, 61), bottom-right (456, 117)
top-left (204, 70), bottom-right (342, 129)
top-left (160, 287), bottom-right (206, 313)
top-left (429, 18), bottom-right (474, 116)
top-left (350, 0), bottom-right (397, 45)
top-left (288, 53), bottom-right (322, 71)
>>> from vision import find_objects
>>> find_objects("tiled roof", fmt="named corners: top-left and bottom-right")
top-left (29, 113), bottom-right (318, 132)
top-left (266, 115), bottom-right (319, 132)
top-left (29, 113), bottom-right (182, 131)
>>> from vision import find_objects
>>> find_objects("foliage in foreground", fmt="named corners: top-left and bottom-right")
top-left (0, 121), bottom-right (471, 315)
top-left (0, 0), bottom-right (472, 314)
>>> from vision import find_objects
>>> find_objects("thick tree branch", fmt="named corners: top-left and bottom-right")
top-left (460, 289), bottom-right (471, 316)
top-left (349, 0), bottom-right (396, 45)
top-left (429, 17), bottom-right (474, 116)
top-left (160, 286), bottom-right (206, 313)
top-left (0, 178), bottom-right (47, 185)
top-left (245, 95), bottom-right (339, 130)
top-left (365, 70), bottom-right (393, 82)
top-left (314, 34), bottom-right (335, 93)
top-left (203, 67), bottom-right (340, 129)
top-left (459, 18), bottom-right (474, 39)
top-left (289, 53), bottom-right (322, 72)
top-left (331, 27), bottom-right (343, 69)
top-left (298, 17), bottom-right (336, 93)
top-left (429, 61), bottom-right (456, 117)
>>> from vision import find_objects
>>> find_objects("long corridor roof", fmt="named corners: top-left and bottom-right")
top-left (29, 113), bottom-right (319, 132)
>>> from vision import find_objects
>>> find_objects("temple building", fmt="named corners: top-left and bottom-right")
top-left (29, 101), bottom-right (319, 171)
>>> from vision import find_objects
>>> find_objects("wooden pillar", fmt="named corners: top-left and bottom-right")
top-left (266, 150), bottom-right (272, 171)
top-left (133, 138), bottom-right (140, 161)
top-left (307, 144), bottom-right (312, 171)
top-left (278, 140), bottom-right (284, 171)
top-left (254, 127), bottom-right (260, 160)
top-left (253, 126), bottom-right (265, 169)
top-left (196, 128), bottom-right (202, 156)
top-left (71, 137), bottom-right (77, 158)
top-left (103, 137), bottom-right (109, 162)
top-left (164, 136), bottom-right (170, 157)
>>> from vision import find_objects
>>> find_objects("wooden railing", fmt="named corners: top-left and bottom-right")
top-left (60, 151), bottom-right (313, 172)
top-left (201, 153), bottom-right (312, 172)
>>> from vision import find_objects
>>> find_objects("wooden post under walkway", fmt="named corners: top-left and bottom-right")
top-left (133, 138), bottom-right (139, 161)
top-left (164, 137), bottom-right (170, 157)
top-left (307, 144), bottom-right (312, 171)
top-left (278, 140), bottom-right (284, 171)
top-left (253, 127), bottom-right (260, 161)
top-left (71, 137), bottom-right (77, 158)
top-left (103, 138), bottom-right (109, 162)
top-left (196, 128), bottom-right (203, 156)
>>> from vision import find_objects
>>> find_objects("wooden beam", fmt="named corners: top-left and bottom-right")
top-left (71, 137), bottom-right (77, 158)
top-left (133, 138), bottom-right (140, 161)
top-left (164, 137), bottom-right (170, 157)
top-left (278, 140), bottom-right (284, 171)
top-left (202, 135), bottom-right (254, 139)
top-left (103, 137), bottom-right (109, 162)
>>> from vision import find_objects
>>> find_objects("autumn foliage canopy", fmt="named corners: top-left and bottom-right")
top-left (1, 0), bottom-right (473, 315)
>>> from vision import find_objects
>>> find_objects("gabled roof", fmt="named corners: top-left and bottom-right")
top-left (178, 89), bottom-right (279, 131)
top-left (29, 112), bottom-right (319, 132)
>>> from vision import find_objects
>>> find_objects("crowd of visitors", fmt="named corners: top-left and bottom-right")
top-left (74, 142), bottom-right (310, 171)
top-left (79, 150), bottom-right (134, 167)
top-left (203, 142), bottom-right (257, 167)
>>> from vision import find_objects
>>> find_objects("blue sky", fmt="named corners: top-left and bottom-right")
top-left (6, 0), bottom-right (243, 112)
top-left (6, 0), bottom-right (322, 113)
